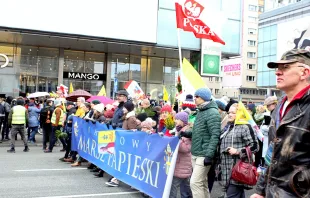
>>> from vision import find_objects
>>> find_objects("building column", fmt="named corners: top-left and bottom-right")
top-left (106, 53), bottom-right (112, 98)
top-left (58, 48), bottom-right (64, 85)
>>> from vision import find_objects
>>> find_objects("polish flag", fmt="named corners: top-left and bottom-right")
top-left (175, 0), bottom-right (225, 45)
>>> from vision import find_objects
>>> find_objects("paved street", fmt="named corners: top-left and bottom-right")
top-left (0, 135), bottom-right (255, 198)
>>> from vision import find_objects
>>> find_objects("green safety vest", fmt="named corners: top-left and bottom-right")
top-left (12, 105), bottom-right (26, 124)
top-left (51, 107), bottom-right (64, 125)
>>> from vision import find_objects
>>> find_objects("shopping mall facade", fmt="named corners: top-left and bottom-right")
top-left (0, 0), bottom-right (242, 98)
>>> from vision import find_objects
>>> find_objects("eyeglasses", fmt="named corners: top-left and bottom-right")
top-left (276, 64), bottom-right (307, 71)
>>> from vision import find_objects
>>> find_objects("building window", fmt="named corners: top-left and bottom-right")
top-left (210, 88), bottom-right (213, 93)
top-left (215, 77), bottom-right (220, 82)
top-left (209, 77), bottom-right (213, 82)
top-left (215, 89), bottom-right (219, 95)
top-left (248, 16), bottom-right (257, 22)
top-left (249, 5), bottom-right (257, 11)
top-left (247, 64), bottom-right (256, 70)
top-left (247, 52), bottom-right (256, 58)
top-left (248, 28), bottom-right (257, 34)
top-left (258, 6), bottom-right (264, 12)
top-left (246, 76), bottom-right (256, 82)
top-left (248, 40), bottom-right (256, 46)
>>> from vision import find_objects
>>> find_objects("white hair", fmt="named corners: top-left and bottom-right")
top-left (77, 97), bottom-right (85, 103)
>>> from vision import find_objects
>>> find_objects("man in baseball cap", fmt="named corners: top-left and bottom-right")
top-left (251, 49), bottom-right (310, 198)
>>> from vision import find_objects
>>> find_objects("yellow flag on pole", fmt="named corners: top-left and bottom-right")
top-left (69, 83), bottom-right (74, 94)
top-left (98, 85), bottom-right (106, 96)
top-left (181, 58), bottom-right (207, 90)
top-left (163, 86), bottom-right (169, 101)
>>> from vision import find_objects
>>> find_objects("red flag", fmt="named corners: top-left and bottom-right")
top-left (175, 0), bottom-right (225, 45)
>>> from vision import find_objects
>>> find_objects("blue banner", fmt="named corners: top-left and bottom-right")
top-left (72, 117), bottom-right (179, 198)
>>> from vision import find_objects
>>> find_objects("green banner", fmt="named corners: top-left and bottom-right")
top-left (202, 54), bottom-right (220, 75)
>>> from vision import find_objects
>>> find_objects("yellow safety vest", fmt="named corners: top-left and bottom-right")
top-left (51, 107), bottom-right (64, 125)
top-left (12, 105), bottom-right (26, 124)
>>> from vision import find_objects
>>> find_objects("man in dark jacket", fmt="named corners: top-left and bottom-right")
top-left (251, 49), bottom-right (310, 198)
top-left (181, 88), bottom-right (221, 198)
top-left (40, 99), bottom-right (54, 150)
top-left (111, 90), bottom-right (128, 129)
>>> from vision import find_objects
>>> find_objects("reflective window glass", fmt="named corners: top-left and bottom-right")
top-left (147, 57), bottom-right (164, 83)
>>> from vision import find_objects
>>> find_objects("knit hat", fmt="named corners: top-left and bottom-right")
top-left (123, 101), bottom-right (135, 112)
top-left (91, 100), bottom-right (101, 105)
top-left (182, 94), bottom-right (196, 111)
top-left (54, 99), bottom-right (62, 107)
top-left (175, 112), bottom-right (189, 125)
top-left (215, 99), bottom-right (227, 111)
top-left (225, 98), bottom-right (238, 112)
top-left (160, 105), bottom-right (172, 113)
top-left (247, 103), bottom-right (256, 112)
top-left (264, 96), bottom-right (277, 106)
top-left (141, 118), bottom-right (155, 130)
top-left (94, 103), bottom-right (105, 113)
top-left (194, 88), bottom-right (212, 102)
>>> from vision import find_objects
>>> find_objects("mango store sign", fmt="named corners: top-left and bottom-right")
top-left (63, 72), bottom-right (106, 81)
top-left (0, 54), bottom-right (9, 68)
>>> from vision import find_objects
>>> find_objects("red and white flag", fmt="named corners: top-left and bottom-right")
top-left (175, 0), bottom-right (225, 45)
top-left (124, 80), bottom-right (145, 100)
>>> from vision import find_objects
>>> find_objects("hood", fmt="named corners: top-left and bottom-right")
top-left (126, 111), bottom-right (135, 119)
top-left (198, 100), bottom-right (218, 111)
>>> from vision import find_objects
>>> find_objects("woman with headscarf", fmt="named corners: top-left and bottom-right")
top-left (218, 103), bottom-right (258, 198)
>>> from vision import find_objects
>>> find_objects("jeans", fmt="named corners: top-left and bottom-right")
top-left (226, 184), bottom-right (245, 198)
top-left (2, 114), bottom-right (9, 139)
top-left (170, 177), bottom-right (192, 198)
top-left (59, 137), bottom-right (67, 149)
top-left (0, 117), bottom-right (4, 139)
top-left (190, 156), bottom-right (211, 198)
top-left (29, 126), bottom-right (38, 142)
top-left (48, 125), bottom-right (60, 151)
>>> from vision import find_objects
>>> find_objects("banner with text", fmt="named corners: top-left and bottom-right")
top-left (71, 117), bottom-right (179, 198)
top-left (222, 57), bottom-right (242, 88)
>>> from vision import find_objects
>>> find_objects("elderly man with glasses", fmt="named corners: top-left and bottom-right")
top-left (251, 49), bottom-right (310, 198)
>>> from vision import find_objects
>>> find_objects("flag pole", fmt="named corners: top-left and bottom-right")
top-left (177, 28), bottom-right (184, 95)
top-left (177, 28), bottom-right (183, 71)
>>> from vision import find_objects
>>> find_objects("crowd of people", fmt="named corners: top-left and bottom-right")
top-left (0, 49), bottom-right (309, 198)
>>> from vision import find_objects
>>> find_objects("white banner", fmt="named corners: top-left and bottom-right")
top-left (222, 57), bottom-right (242, 88)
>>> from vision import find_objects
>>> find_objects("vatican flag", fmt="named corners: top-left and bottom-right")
top-left (98, 85), bottom-right (106, 96)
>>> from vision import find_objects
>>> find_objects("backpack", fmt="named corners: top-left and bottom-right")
top-left (40, 106), bottom-right (52, 124)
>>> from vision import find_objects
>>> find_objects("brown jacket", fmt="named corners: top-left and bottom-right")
top-left (122, 111), bottom-right (137, 130)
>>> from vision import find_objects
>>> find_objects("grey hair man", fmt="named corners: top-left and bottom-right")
top-left (251, 49), bottom-right (310, 198)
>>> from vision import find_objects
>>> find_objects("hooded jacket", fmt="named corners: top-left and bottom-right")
top-left (28, 102), bottom-right (41, 127)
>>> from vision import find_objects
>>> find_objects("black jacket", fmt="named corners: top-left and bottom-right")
top-left (256, 87), bottom-right (310, 198)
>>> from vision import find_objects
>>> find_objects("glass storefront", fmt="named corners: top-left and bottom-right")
top-left (110, 55), bottom-right (179, 99)
top-left (63, 50), bottom-right (105, 95)
top-left (0, 44), bottom-right (59, 97)
top-left (0, 43), bottom-right (180, 99)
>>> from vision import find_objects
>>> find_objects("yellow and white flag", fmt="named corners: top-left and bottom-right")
top-left (163, 86), bottom-right (169, 101)
top-left (69, 83), bottom-right (74, 94)
top-left (97, 85), bottom-right (106, 96)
